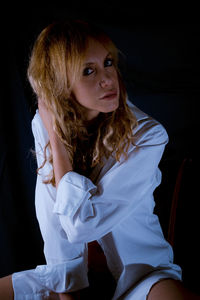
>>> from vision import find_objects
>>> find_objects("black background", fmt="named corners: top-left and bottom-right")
top-left (1, 2), bottom-right (200, 296)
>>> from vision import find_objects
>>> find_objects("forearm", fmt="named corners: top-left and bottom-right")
top-left (0, 275), bottom-right (79, 300)
top-left (49, 133), bottom-right (73, 188)
top-left (38, 99), bottom-right (73, 188)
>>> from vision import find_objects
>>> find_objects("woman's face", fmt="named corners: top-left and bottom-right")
top-left (72, 39), bottom-right (120, 120)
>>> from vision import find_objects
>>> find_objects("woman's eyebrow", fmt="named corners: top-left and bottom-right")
top-left (83, 62), bottom-right (95, 67)
top-left (83, 52), bottom-right (111, 66)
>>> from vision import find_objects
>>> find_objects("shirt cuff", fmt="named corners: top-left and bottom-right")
top-left (53, 171), bottom-right (97, 217)
top-left (12, 257), bottom-right (89, 299)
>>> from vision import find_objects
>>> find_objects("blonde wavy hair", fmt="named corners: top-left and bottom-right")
top-left (28, 20), bottom-right (138, 186)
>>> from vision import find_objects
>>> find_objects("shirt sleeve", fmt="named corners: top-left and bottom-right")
top-left (12, 258), bottom-right (88, 300)
top-left (12, 111), bottom-right (89, 299)
top-left (53, 117), bottom-right (169, 244)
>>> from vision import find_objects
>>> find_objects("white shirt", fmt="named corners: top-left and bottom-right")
top-left (12, 100), bottom-right (182, 300)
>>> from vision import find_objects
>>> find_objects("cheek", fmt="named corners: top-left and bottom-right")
top-left (73, 82), bottom-right (96, 106)
top-left (80, 81), bottom-right (99, 99)
top-left (73, 83), bottom-right (88, 100)
top-left (112, 69), bottom-right (119, 84)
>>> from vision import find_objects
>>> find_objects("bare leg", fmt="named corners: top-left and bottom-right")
top-left (147, 279), bottom-right (200, 300)
top-left (0, 275), bottom-right (14, 300)
top-left (59, 292), bottom-right (80, 300)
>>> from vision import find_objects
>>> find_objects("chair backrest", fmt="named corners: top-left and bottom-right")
top-left (167, 157), bottom-right (190, 246)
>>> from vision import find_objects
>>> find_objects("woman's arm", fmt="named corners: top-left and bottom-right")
top-left (37, 98), bottom-right (169, 246)
top-left (10, 104), bottom-right (89, 299)
top-left (0, 276), bottom-right (77, 300)
top-left (37, 101), bottom-right (84, 300)
top-left (38, 99), bottom-right (73, 188)
top-left (49, 133), bottom-right (73, 188)
top-left (53, 119), bottom-right (169, 244)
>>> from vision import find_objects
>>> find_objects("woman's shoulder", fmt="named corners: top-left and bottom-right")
top-left (127, 99), bottom-right (169, 148)
top-left (127, 98), bottom-right (149, 122)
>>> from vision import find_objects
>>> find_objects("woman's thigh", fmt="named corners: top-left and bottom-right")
top-left (0, 275), bottom-right (14, 300)
top-left (147, 279), bottom-right (200, 300)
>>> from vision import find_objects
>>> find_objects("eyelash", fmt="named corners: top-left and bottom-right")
top-left (83, 58), bottom-right (114, 76)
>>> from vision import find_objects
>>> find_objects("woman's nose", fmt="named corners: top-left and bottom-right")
top-left (99, 72), bottom-right (113, 88)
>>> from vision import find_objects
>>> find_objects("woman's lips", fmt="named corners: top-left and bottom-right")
top-left (100, 91), bottom-right (118, 100)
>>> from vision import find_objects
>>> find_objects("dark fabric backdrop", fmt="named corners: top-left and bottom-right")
top-left (1, 3), bottom-right (199, 295)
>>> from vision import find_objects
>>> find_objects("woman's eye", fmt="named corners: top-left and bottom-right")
top-left (83, 67), bottom-right (94, 76)
top-left (104, 58), bottom-right (113, 67)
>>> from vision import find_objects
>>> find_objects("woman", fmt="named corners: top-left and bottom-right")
top-left (0, 19), bottom-right (198, 300)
